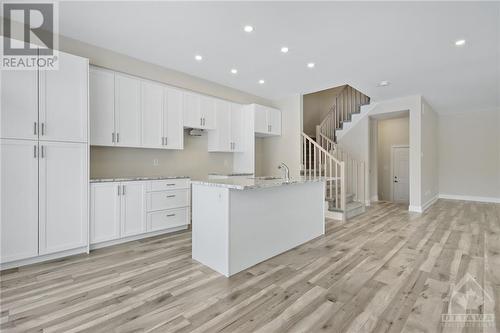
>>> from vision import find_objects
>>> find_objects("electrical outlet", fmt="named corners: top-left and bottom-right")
top-left (153, 159), bottom-right (159, 166)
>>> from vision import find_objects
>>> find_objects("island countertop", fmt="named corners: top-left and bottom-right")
top-left (90, 176), bottom-right (189, 183)
top-left (191, 176), bottom-right (330, 190)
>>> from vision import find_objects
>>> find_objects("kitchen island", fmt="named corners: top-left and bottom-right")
top-left (191, 177), bottom-right (325, 277)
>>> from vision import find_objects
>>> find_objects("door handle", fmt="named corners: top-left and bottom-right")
top-left (200, 118), bottom-right (203, 126)
top-left (112, 132), bottom-right (116, 143)
top-left (122, 185), bottom-right (126, 195)
top-left (34, 122), bottom-right (38, 135)
top-left (34, 145), bottom-right (38, 158)
top-left (117, 185), bottom-right (121, 196)
top-left (41, 145), bottom-right (45, 158)
top-left (165, 137), bottom-right (168, 146)
top-left (116, 133), bottom-right (120, 143)
top-left (41, 123), bottom-right (45, 136)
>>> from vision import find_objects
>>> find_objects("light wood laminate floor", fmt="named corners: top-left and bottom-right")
top-left (1, 200), bottom-right (500, 332)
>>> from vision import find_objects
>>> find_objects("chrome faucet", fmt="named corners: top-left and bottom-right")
top-left (278, 162), bottom-right (290, 182)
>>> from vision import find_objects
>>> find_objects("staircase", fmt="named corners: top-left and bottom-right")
top-left (301, 85), bottom-right (370, 221)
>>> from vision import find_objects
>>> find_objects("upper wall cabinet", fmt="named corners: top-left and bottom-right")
top-left (1, 51), bottom-right (88, 143)
top-left (208, 100), bottom-right (243, 152)
top-left (89, 66), bottom-right (183, 149)
top-left (183, 92), bottom-right (216, 130)
top-left (253, 104), bottom-right (281, 137)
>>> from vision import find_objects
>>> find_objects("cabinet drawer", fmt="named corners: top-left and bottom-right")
top-left (147, 207), bottom-right (188, 232)
top-left (149, 179), bottom-right (189, 191)
top-left (147, 189), bottom-right (189, 211)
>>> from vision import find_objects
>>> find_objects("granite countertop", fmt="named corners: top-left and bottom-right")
top-left (191, 176), bottom-right (331, 190)
top-left (90, 176), bottom-right (189, 183)
top-left (208, 172), bottom-right (254, 176)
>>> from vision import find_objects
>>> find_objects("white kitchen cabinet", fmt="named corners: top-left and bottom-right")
top-left (120, 182), bottom-right (146, 237)
top-left (90, 68), bottom-right (115, 146)
top-left (90, 182), bottom-right (121, 244)
top-left (230, 103), bottom-right (244, 152)
top-left (39, 52), bottom-right (88, 143)
top-left (148, 207), bottom-right (189, 232)
top-left (38, 141), bottom-right (88, 255)
top-left (141, 81), bottom-right (164, 148)
top-left (208, 100), bottom-right (243, 152)
top-left (164, 87), bottom-right (184, 149)
top-left (115, 74), bottom-right (141, 147)
top-left (0, 139), bottom-right (39, 263)
top-left (183, 92), bottom-right (215, 130)
top-left (0, 70), bottom-right (38, 140)
top-left (253, 104), bottom-right (281, 137)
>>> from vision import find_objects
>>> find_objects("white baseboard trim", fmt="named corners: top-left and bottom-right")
top-left (371, 195), bottom-right (379, 202)
top-left (422, 195), bottom-right (439, 212)
top-left (408, 205), bottom-right (422, 213)
top-left (438, 194), bottom-right (500, 204)
top-left (90, 225), bottom-right (189, 250)
top-left (1, 246), bottom-right (88, 271)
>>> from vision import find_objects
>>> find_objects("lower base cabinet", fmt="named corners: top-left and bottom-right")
top-left (90, 179), bottom-right (190, 246)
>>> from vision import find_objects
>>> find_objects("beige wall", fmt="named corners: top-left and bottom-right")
top-left (258, 95), bottom-right (303, 178)
top-left (377, 116), bottom-right (410, 201)
top-left (53, 34), bottom-right (274, 179)
top-left (302, 86), bottom-right (345, 137)
top-left (439, 111), bottom-right (500, 200)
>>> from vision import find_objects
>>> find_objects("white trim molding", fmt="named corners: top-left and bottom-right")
top-left (422, 195), bottom-right (439, 212)
top-left (408, 205), bottom-right (423, 213)
top-left (439, 194), bottom-right (500, 204)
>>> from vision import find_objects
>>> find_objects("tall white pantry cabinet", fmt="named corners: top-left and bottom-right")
top-left (0, 50), bottom-right (89, 268)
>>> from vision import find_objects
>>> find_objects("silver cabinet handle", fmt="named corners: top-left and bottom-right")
top-left (112, 132), bottom-right (115, 143)
top-left (117, 185), bottom-right (121, 196)
top-left (122, 184), bottom-right (126, 195)
top-left (33, 145), bottom-right (37, 158)
top-left (165, 137), bottom-right (168, 146)
top-left (200, 118), bottom-right (203, 126)
top-left (41, 123), bottom-right (45, 136)
top-left (161, 137), bottom-right (165, 145)
top-left (116, 133), bottom-right (120, 143)
top-left (270, 124), bottom-right (272, 132)
top-left (41, 145), bottom-right (45, 158)
top-left (34, 122), bottom-right (38, 135)
top-left (166, 183), bottom-right (176, 186)
top-left (166, 213), bottom-right (176, 217)
top-left (166, 195), bottom-right (176, 198)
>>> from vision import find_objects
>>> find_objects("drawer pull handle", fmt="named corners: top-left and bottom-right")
top-left (166, 214), bottom-right (176, 217)
top-left (166, 184), bottom-right (176, 186)
top-left (166, 195), bottom-right (176, 198)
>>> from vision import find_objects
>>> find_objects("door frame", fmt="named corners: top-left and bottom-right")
top-left (390, 145), bottom-right (410, 202)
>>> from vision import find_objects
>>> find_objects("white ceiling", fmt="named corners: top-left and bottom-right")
top-left (58, 1), bottom-right (499, 113)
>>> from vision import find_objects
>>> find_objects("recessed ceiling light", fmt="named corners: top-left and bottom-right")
top-left (281, 47), bottom-right (289, 53)
top-left (307, 62), bottom-right (315, 68)
top-left (231, 69), bottom-right (238, 74)
top-left (258, 79), bottom-right (265, 84)
top-left (194, 55), bottom-right (203, 61)
top-left (244, 25), bottom-right (254, 33)
top-left (378, 80), bottom-right (390, 87)
top-left (455, 39), bottom-right (466, 46)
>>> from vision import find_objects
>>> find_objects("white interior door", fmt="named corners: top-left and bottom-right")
top-left (0, 139), bottom-right (39, 263)
top-left (90, 182), bottom-right (121, 244)
top-left (90, 67), bottom-right (115, 146)
top-left (39, 141), bottom-right (88, 255)
top-left (164, 87), bottom-right (184, 149)
top-left (0, 70), bottom-right (38, 140)
top-left (120, 182), bottom-right (146, 237)
top-left (115, 74), bottom-right (141, 147)
top-left (141, 81), bottom-right (164, 148)
top-left (39, 51), bottom-right (88, 143)
top-left (392, 146), bottom-right (410, 204)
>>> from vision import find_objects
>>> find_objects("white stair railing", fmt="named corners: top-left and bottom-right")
top-left (301, 132), bottom-right (345, 211)
top-left (332, 146), bottom-right (366, 205)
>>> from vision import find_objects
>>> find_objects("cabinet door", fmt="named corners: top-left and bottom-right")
top-left (208, 99), bottom-right (231, 152)
top-left (164, 87), bottom-right (184, 149)
top-left (39, 51), bottom-right (88, 143)
top-left (230, 103), bottom-right (244, 152)
top-left (200, 96), bottom-right (216, 129)
top-left (121, 182), bottom-right (146, 237)
top-left (115, 74), bottom-right (141, 147)
top-left (182, 92), bottom-right (201, 128)
top-left (141, 81), bottom-right (164, 148)
top-left (0, 139), bottom-right (39, 263)
top-left (268, 108), bottom-right (282, 135)
top-left (39, 142), bottom-right (88, 255)
top-left (254, 105), bottom-right (269, 134)
top-left (90, 182), bottom-right (120, 244)
top-left (90, 67), bottom-right (115, 146)
top-left (0, 70), bottom-right (38, 140)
